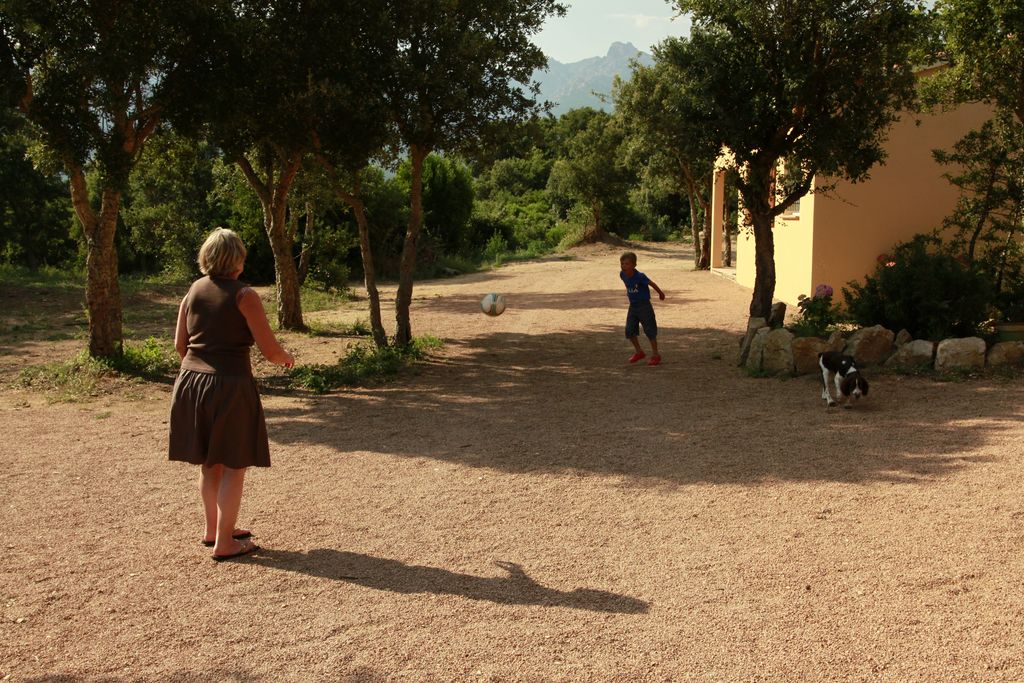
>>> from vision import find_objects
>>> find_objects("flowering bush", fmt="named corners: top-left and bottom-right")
top-left (790, 284), bottom-right (841, 337)
top-left (844, 235), bottom-right (991, 339)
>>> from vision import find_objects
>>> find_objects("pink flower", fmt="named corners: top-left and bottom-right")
top-left (813, 284), bottom-right (834, 299)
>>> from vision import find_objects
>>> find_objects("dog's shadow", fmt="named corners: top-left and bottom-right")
top-left (250, 548), bottom-right (649, 614)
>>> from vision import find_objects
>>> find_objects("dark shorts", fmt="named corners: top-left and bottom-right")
top-left (625, 300), bottom-right (657, 339)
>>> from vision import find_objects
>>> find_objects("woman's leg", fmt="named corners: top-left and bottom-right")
top-left (200, 464), bottom-right (223, 542)
top-left (213, 466), bottom-right (249, 555)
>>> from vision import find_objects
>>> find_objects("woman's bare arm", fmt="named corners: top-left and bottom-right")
top-left (236, 288), bottom-right (295, 368)
top-left (174, 296), bottom-right (189, 360)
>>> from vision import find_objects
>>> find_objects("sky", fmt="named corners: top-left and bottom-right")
top-left (533, 0), bottom-right (692, 64)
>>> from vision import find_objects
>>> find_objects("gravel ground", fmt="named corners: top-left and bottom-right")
top-left (1, 241), bottom-right (1023, 682)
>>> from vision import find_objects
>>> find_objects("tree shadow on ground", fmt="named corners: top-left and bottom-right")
top-left (248, 549), bottom-right (649, 614)
top-left (265, 322), bottom-right (1022, 486)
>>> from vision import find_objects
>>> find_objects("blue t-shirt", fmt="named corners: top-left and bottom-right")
top-left (620, 270), bottom-right (651, 303)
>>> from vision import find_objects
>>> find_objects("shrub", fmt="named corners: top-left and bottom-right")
top-left (790, 284), bottom-right (842, 337)
top-left (483, 232), bottom-right (510, 263)
top-left (843, 235), bottom-right (991, 340)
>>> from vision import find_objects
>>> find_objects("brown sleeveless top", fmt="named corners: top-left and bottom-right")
top-left (180, 276), bottom-right (254, 376)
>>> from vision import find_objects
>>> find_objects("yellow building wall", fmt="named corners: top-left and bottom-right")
top-left (734, 100), bottom-right (993, 307)
top-left (812, 101), bottom-right (993, 304)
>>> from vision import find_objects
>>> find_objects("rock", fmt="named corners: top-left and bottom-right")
top-left (745, 326), bottom-right (770, 372)
top-left (792, 336), bottom-right (829, 376)
top-left (987, 341), bottom-right (1024, 367)
top-left (761, 328), bottom-right (795, 375)
top-left (845, 325), bottom-right (895, 365)
top-left (826, 330), bottom-right (846, 353)
top-left (769, 302), bottom-right (787, 329)
top-left (935, 337), bottom-right (986, 371)
top-left (738, 317), bottom-right (768, 367)
top-left (895, 329), bottom-right (912, 347)
top-left (885, 339), bottom-right (935, 368)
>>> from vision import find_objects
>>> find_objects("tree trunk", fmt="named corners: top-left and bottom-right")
top-left (687, 190), bottom-right (702, 269)
top-left (237, 154), bottom-right (305, 331)
top-left (578, 201), bottom-right (609, 243)
top-left (266, 199), bottom-right (305, 331)
top-left (69, 166), bottom-right (123, 357)
top-left (749, 209), bottom-right (777, 320)
top-left (698, 177), bottom-right (712, 270)
top-left (395, 144), bottom-right (428, 347)
top-left (297, 202), bottom-right (314, 286)
top-left (312, 153), bottom-right (389, 349)
top-left (348, 183), bottom-right (388, 349)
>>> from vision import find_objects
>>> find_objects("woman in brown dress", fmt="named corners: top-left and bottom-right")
top-left (169, 228), bottom-right (294, 561)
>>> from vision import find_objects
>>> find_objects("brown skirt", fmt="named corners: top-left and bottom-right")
top-left (168, 369), bottom-right (271, 468)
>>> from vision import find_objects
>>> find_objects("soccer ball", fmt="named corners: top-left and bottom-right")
top-left (480, 293), bottom-right (507, 316)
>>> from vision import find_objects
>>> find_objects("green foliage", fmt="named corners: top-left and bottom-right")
top-left (397, 154), bottom-right (475, 255)
top-left (843, 235), bottom-right (992, 340)
top-left (122, 130), bottom-right (224, 276)
top-left (287, 336), bottom-right (443, 393)
top-left (924, 0), bottom-right (1024, 118)
top-left (932, 111), bottom-right (1024, 323)
top-left (789, 285), bottom-right (843, 338)
top-left (0, 111), bottom-right (75, 266)
top-left (18, 337), bottom-right (177, 401)
top-left (668, 0), bottom-right (922, 315)
top-left (554, 108), bottom-right (634, 235)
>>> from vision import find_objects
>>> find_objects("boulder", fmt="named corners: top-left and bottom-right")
top-left (987, 341), bottom-right (1024, 367)
top-left (761, 328), bottom-right (795, 375)
top-left (738, 317), bottom-right (768, 367)
top-left (885, 339), bottom-right (935, 368)
top-left (895, 329), bottom-right (912, 348)
top-left (845, 325), bottom-right (895, 365)
top-left (769, 302), bottom-right (787, 329)
top-left (792, 336), bottom-right (829, 376)
top-left (935, 337), bottom-right (986, 371)
top-left (745, 326), bottom-right (770, 372)
top-left (826, 330), bottom-right (846, 353)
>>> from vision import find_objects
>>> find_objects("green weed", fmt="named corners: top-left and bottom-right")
top-left (288, 336), bottom-right (443, 394)
top-left (17, 337), bottom-right (178, 402)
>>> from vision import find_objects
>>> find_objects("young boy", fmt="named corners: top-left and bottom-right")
top-left (619, 252), bottom-right (665, 365)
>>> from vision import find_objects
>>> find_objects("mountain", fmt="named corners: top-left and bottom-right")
top-left (533, 42), bottom-right (654, 116)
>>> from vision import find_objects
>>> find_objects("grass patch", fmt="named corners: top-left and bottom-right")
top-left (17, 337), bottom-right (179, 402)
top-left (304, 318), bottom-right (373, 338)
top-left (0, 264), bottom-right (82, 290)
top-left (287, 335), bottom-right (443, 394)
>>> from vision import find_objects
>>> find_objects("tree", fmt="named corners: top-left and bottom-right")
top-left (614, 54), bottom-right (720, 268)
top-left (0, 109), bottom-right (74, 266)
top-left (921, 1), bottom-right (1024, 321)
top-left (122, 130), bottom-right (223, 276)
top-left (3, 0), bottom-right (218, 356)
top-left (926, 0), bottom-right (1024, 123)
top-left (551, 107), bottom-right (633, 240)
top-left (384, 0), bottom-right (566, 347)
top-left (668, 0), bottom-right (922, 322)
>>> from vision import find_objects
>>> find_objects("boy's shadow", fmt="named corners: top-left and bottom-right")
top-left (251, 549), bottom-right (649, 614)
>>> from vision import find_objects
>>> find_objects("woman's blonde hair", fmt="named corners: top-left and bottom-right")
top-left (197, 228), bottom-right (247, 277)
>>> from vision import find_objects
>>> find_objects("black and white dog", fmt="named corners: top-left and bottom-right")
top-left (818, 351), bottom-right (869, 409)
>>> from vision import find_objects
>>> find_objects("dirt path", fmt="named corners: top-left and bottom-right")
top-left (2, 241), bottom-right (1023, 682)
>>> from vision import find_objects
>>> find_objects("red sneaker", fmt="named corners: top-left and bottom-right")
top-left (628, 352), bottom-right (646, 364)
top-left (648, 355), bottom-right (661, 366)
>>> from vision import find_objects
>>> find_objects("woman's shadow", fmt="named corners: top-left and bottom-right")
top-left (250, 549), bottom-right (649, 615)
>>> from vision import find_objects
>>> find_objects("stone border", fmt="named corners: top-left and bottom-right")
top-left (741, 323), bottom-right (1024, 376)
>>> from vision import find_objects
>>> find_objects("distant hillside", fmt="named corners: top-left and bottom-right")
top-left (534, 42), bottom-right (654, 116)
